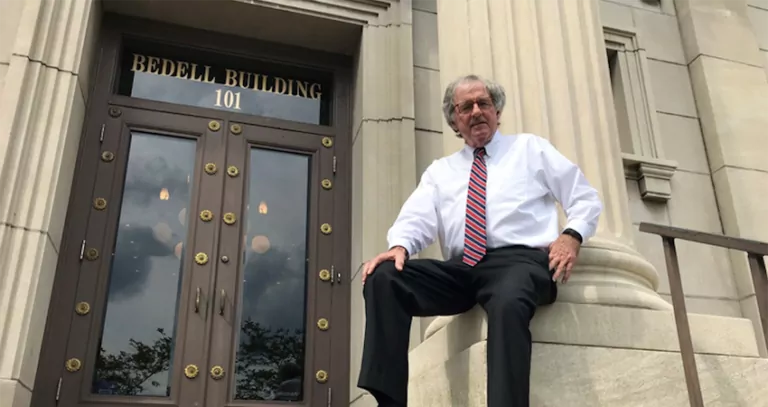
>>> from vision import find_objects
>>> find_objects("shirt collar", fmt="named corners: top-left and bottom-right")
top-left (461, 130), bottom-right (503, 160)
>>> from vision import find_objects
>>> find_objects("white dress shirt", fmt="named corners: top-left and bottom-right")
top-left (387, 131), bottom-right (602, 260)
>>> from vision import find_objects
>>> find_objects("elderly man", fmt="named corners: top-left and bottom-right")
top-left (357, 74), bottom-right (602, 407)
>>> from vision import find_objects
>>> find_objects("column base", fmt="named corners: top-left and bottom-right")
top-left (557, 236), bottom-right (672, 311)
top-left (408, 303), bottom-right (767, 406)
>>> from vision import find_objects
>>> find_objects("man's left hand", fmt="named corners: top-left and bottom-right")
top-left (548, 234), bottom-right (581, 284)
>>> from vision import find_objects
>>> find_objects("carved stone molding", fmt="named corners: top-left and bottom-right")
top-left (234, 0), bottom-right (395, 25)
top-left (623, 153), bottom-right (678, 202)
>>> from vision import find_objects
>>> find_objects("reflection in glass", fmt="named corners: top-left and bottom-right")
top-left (235, 148), bottom-right (310, 401)
top-left (92, 133), bottom-right (196, 396)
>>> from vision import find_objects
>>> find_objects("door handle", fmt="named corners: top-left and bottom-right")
top-left (195, 287), bottom-right (201, 313)
top-left (219, 288), bottom-right (226, 316)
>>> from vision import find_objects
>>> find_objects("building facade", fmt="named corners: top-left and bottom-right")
top-left (1, 0), bottom-right (767, 406)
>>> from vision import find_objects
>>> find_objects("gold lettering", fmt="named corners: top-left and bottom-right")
top-left (131, 54), bottom-right (147, 73)
top-left (127, 52), bottom-right (326, 105)
top-left (189, 64), bottom-right (203, 82)
top-left (238, 71), bottom-right (253, 89)
top-left (297, 81), bottom-right (309, 98)
top-left (309, 83), bottom-right (322, 99)
top-left (176, 61), bottom-right (189, 79)
top-left (147, 57), bottom-right (160, 74)
top-left (261, 74), bottom-right (273, 93)
top-left (161, 58), bottom-right (176, 76)
top-left (203, 65), bottom-right (215, 83)
top-left (225, 69), bottom-right (238, 87)
top-left (274, 77), bottom-right (288, 94)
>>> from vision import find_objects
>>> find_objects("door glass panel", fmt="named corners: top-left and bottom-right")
top-left (92, 133), bottom-right (196, 397)
top-left (234, 148), bottom-right (310, 401)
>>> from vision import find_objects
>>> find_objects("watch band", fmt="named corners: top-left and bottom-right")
top-left (562, 228), bottom-right (583, 244)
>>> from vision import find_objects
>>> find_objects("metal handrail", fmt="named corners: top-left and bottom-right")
top-left (639, 222), bottom-right (768, 407)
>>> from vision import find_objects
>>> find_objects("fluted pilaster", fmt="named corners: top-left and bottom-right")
top-left (0, 0), bottom-right (97, 403)
top-left (349, 1), bottom-right (420, 403)
top-left (433, 0), bottom-right (670, 317)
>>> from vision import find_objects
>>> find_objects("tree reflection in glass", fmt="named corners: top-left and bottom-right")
top-left (234, 148), bottom-right (310, 401)
top-left (91, 133), bottom-right (195, 396)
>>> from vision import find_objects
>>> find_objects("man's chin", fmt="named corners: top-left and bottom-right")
top-left (471, 129), bottom-right (490, 142)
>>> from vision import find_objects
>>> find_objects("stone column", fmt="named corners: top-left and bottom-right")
top-left (432, 0), bottom-right (670, 321)
top-left (0, 0), bottom-right (99, 405)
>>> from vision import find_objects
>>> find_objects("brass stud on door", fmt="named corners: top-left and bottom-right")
top-left (227, 166), bottom-right (239, 177)
top-left (319, 269), bottom-right (331, 281)
top-left (101, 151), bottom-right (115, 162)
top-left (195, 252), bottom-right (209, 265)
top-left (210, 366), bottom-right (225, 380)
top-left (209, 120), bottom-right (221, 131)
top-left (65, 358), bottom-right (82, 372)
top-left (315, 370), bottom-right (328, 383)
top-left (84, 248), bottom-right (99, 261)
top-left (320, 223), bottom-right (332, 235)
top-left (108, 107), bottom-right (121, 118)
top-left (93, 198), bottom-right (107, 210)
top-left (184, 364), bottom-right (199, 379)
top-left (223, 212), bottom-right (236, 225)
top-left (321, 179), bottom-right (332, 190)
top-left (204, 163), bottom-right (218, 175)
top-left (317, 318), bottom-right (329, 331)
top-left (75, 302), bottom-right (90, 316)
top-left (321, 137), bottom-right (333, 148)
top-left (200, 210), bottom-right (213, 222)
top-left (230, 123), bottom-right (242, 135)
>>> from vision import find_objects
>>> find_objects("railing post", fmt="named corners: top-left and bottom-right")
top-left (747, 253), bottom-right (768, 354)
top-left (661, 237), bottom-right (704, 407)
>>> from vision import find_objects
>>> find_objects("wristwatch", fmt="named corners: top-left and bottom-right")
top-left (562, 228), bottom-right (583, 244)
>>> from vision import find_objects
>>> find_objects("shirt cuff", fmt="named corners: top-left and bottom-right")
top-left (563, 219), bottom-right (593, 243)
top-left (388, 239), bottom-right (414, 258)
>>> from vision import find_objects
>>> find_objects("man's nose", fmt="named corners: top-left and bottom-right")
top-left (471, 103), bottom-right (483, 116)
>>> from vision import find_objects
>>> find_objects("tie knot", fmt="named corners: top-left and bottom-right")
top-left (474, 147), bottom-right (486, 159)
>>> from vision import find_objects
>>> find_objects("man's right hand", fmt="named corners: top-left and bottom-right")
top-left (361, 246), bottom-right (408, 285)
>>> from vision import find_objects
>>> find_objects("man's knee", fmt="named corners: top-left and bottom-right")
top-left (363, 260), bottom-right (399, 294)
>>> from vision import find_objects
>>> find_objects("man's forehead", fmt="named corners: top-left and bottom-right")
top-left (454, 81), bottom-right (489, 101)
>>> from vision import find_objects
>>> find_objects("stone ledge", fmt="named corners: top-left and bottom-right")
top-left (410, 302), bottom-right (760, 378)
top-left (408, 341), bottom-right (768, 407)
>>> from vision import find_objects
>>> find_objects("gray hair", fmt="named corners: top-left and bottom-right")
top-left (441, 74), bottom-right (506, 131)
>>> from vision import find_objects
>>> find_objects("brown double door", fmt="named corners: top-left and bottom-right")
top-left (46, 105), bottom-right (344, 407)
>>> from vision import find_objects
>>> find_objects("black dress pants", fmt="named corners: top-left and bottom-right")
top-left (357, 245), bottom-right (557, 407)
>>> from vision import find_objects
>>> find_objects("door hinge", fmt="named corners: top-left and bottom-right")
top-left (79, 240), bottom-right (86, 261)
top-left (332, 156), bottom-right (337, 175)
top-left (55, 377), bottom-right (62, 401)
top-left (327, 387), bottom-right (332, 407)
top-left (99, 124), bottom-right (105, 143)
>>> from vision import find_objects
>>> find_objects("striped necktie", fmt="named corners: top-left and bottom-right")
top-left (462, 147), bottom-right (487, 266)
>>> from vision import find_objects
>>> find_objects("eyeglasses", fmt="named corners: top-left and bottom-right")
top-left (454, 98), bottom-right (494, 115)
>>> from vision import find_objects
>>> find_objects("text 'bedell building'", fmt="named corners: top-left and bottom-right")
top-left (1, 0), bottom-right (768, 406)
